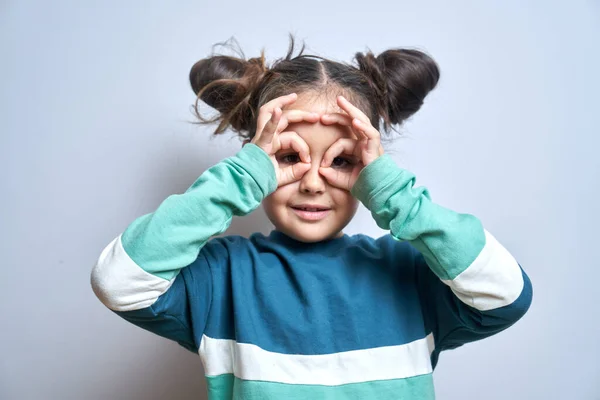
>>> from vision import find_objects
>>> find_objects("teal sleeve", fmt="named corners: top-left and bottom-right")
top-left (121, 143), bottom-right (276, 280)
top-left (91, 144), bottom-right (275, 351)
top-left (351, 154), bottom-right (483, 280)
top-left (351, 154), bottom-right (532, 365)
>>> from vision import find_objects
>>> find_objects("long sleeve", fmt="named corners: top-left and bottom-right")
top-left (90, 143), bottom-right (276, 350)
top-left (351, 154), bottom-right (533, 366)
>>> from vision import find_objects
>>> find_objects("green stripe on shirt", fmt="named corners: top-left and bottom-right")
top-left (121, 143), bottom-right (276, 280)
top-left (351, 154), bottom-right (486, 280)
top-left (205, 373), bottom-right (435, 400)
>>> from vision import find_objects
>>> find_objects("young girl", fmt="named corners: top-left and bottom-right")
top-left (91, 37), bottom-right (532, 399)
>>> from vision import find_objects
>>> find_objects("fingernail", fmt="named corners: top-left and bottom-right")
top-left (354, 119), bottom-right (361, 125)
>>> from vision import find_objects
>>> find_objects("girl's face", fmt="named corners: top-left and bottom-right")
top-left (260, 93), bottom-right (360, 243)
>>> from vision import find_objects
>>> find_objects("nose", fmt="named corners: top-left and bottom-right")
top-left (299, 162), bottom-right (326, 194)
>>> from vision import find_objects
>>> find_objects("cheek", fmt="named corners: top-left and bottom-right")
top-left (264, 186), bottom-right (293, 209)
top-left (331, 189), bottom-right (358, 210)
top-left (262, 194), bottom-right (280, 222)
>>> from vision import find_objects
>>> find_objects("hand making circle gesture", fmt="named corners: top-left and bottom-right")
top-left (250, 93), bottom-right (320, 187)
top-left (318, 95), bottom-right (385, 191)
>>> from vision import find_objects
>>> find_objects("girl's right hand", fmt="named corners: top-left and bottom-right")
top-left (250, 93), bottom-right (319, 187)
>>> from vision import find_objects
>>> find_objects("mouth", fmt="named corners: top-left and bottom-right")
top-left (290, 205), bottom-right (332, 221)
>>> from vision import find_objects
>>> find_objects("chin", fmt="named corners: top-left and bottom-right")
top-left (281, 224), bottom-right (342, 243)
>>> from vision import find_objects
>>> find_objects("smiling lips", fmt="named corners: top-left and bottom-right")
top-left (291, 204), bottom-right (331, 221)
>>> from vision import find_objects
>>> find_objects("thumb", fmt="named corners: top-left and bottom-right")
top-left (278, 162), bottom-right (311, 187)
top-left (318, 167), bottom-right (351, 191)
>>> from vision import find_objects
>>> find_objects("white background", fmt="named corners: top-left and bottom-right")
top-left (1, 1), bottom-right (598, 399)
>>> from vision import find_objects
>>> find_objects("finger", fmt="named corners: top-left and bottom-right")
top-left (353, 117), bottom-right (380, 141)
top-left (318, 167), bottom-right (352, 191)
top-left (278, 131), bottom-right (311, 163)
top-left (259, 107), bottom-right (282, 145)
top-left (281, 109), bottom-right (321, 124)
top-left (278, 162), bottom-right (311, 187)
top-left (337, 95), bottom-right (370, 124)
top-left (353, 119), bottom-right (383, 161)
top-left (263, 92), bottom-right (298, 110)
top-left (256, 93), bottom-right (298, 139)
top-left (320, 138), bottom-right (359, 167)
top-left (319, 161), bottom-right (364, 191)
top-left (320, 112), bottom-right (368, 141)
top-left (320, 112), bottom-right (352, 126)
top-left (275, 110), bottom-right (321, 138)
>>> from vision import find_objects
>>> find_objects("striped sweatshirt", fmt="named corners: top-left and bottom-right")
top-left (91, 143), bottom-right (532, 400)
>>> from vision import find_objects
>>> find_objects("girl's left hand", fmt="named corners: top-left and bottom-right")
top-left (318, 95), bottom-right (384, 191)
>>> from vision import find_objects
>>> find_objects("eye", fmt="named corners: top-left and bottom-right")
top-left (331, 156), bottom-right (354, 169)
top-left (278, 153), bottom-right (301, 164)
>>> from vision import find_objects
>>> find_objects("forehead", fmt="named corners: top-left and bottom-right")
top-left (281, 93), bottom-right (358, 147)
top-left (283, 92), bottom-right (343, 114)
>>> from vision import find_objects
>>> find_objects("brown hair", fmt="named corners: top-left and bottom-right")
top-left (189, 34), bottom-right (440, 141)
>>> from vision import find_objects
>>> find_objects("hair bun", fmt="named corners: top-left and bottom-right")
top-left (356, 48), bottom-right (440, 128)
top-left (189, 52), bottom-right (270, 135)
